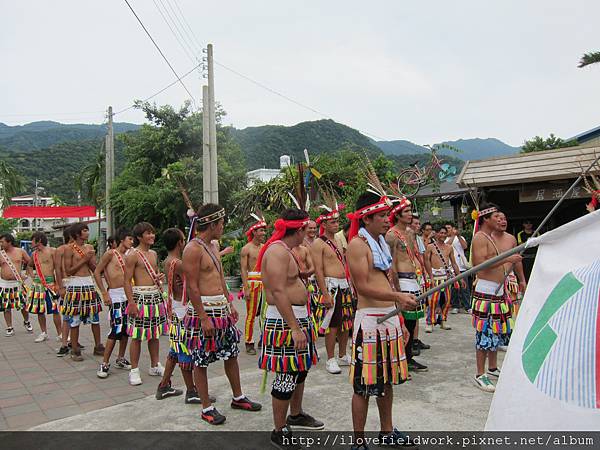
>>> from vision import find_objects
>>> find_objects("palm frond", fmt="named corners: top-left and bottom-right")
top-left (578, 51), bottom-right (600, 68)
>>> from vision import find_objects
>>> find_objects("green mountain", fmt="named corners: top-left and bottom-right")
top-left (0, 121), bottom-right (140, 152)
top-left (228, 119), bottom-right (382, 170)
top-left (375, 137), bottom-right (520, 161)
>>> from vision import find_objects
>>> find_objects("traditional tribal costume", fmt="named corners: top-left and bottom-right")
top-left (62, 275), bottom-right (101, 327)
top-left (426, 268), bottom-right (452, 326)
top-left (126, 250), bottom-right (168, 340)
top-left (347, 195), bottom-right (409, 397)
top-left (27, 252), bottom-right (59, 316)
top-left (107, 251), bottom-right (127, 340)
top-left (0, 249), bottom-right (26, 313)
top-left (504, 271), bottom-right (521, 322)
top-left (255, 217), bottom-right (319, 400)
top-left (244, 216), bottom-right (267, 345)
top-left (166, 259), bottom-right (192, 370)
top-left (471, 279), bottom-right (511, 351)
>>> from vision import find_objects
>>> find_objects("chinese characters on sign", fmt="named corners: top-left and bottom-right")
top-left (520, 185), bottom-right (589, 203)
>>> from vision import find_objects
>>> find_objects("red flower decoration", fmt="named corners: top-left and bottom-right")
top-left (338, 181), bottom-right (345, 187)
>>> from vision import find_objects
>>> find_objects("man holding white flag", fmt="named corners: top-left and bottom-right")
top-left (486, 209), bottom-right (600, 430)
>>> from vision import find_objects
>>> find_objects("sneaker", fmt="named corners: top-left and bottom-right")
top-left (24, 321), bottom-right (33, 333)
top-left (67, 342), bottom-right (85, 349)
top-left (337, 354), bottom-right (351, 366)
top-left (411, 343), bottom-right (421, 356)
top-left (93, 344), bottom-right (105, 356)
top-left (115, 357), bottom-right (132, 370)
top-left (129, 368), bottom-right (142, 386)
top-left (286, 411), bottom-right (325, 430)
top-left (70, 350), bottom-right (84, 362)
top-left (5, 327), bottom-right (14, 337)
top-left (415, 339), bottom-right (430, 350)
top-left (148, 362), bottom-right (165, 376)
top-left (378, 428), bottom-right (416, 447)
top-left (56, 346), bottom-right (69, 357)
top-left (34, 331), bottom-right (48, 343)
top-left (185, 390), bottom-right (217, 404)
top-left (156, 382), bottom-right (183, 400)
top-left (440, 321), bottom-right (452, 330)
top-left (55, 334), bottom-right (62, 342)
top-left (450, 308), bottom-right (459, 314)
top-left (424, 325), bottom-right (433, 333)
top-left (487, 367), bottom-right (501, 379)
top-left (498, 345), bottom-right (508, 352)
top-left (97, 363), bottom-right (110, 379)
top-left (245, 343), bottom-right (256, 355)
top-left (201, 407), bottom-right (226, 425)
top-left (325, 358), bottom-right (342, 374)
top-left (271, 425), bottom-right (301, 450)
top-left (473, 374), bottom-right (495, 393)
top-left (231, 396), bottom-right (262, 411)
top-left (407, 359), bottom-right (428, 372)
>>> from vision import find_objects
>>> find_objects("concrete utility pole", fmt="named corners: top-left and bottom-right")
top-left (105, 106), bottom-right (115, 240)
top-left (207, 44), bottom-right (218, 203)
top-left (202, 86), bottom-right (211, 204)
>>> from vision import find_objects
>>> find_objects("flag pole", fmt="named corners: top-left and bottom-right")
top-left (377, 151), bottom-right (600, 324)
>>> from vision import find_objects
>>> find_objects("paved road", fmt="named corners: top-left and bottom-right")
top-left (0, 299), bottom-right (503, 431)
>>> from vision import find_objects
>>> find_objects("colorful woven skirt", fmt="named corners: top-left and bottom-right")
top-left (183, 295), bottom-right (241, 368)
top-left (61, 276), bottom-right (102, 318)
top-left (26, 278), bottom-right (59, 315)
top-left (398, 274), bottom-right (424, 320)
top-left (107, 288), bottom-right (127, 339)
top-left (471, 281), bottom-right (511, 351)
top-left (258, 304), bottom-right (318, 373)
top-left (168, 313), bottom-right (193, 370)
top-left (426, 275), bottom-right (452, 325)
top-left (126, 286), bottom-right (168, 340)
top-left (0, 279), bottom-right (25, 312)
top-left (314, 277), bottom-right (354, 334)
top-left (244, 272), bottom-right (263, 344)
top-left (350, 307), bottom-right (408, 397)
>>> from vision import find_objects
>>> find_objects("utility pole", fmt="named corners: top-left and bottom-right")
top-left (105, 106), bottom-right (115, 240)
top-left (202, 86), bottom-right (211, 204)
top-left (207, 44), bottom-right (218, 203)
top-left (33, 178), bottom-right (39, 231)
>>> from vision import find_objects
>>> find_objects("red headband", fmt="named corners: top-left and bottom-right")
top-left (245, 221), bottom-right (267, 241)
top-left (346, 196), bottom-right (392, 242)
top-left (254, 218), bottom-right (309, 271)
top-left (388, 197), bottom-right (412, 225)
top-left (316, 210), bottom-right (340, 235)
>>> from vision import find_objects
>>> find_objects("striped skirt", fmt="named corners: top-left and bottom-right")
top-left (126, 287), bottom-right (168, 340)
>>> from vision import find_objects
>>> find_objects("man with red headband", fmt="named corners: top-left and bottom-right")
top-left (312, 203), bottom-right (354, 375)
top-left (259, 208), bottom-right (323, 447)
top-left (182, 204), bottom-right (262, 425)
top-left (240, 215), bottom-right (267, 355)
top-left (346, 191), bottom-right (417, 448)
top-left (385, 196), bottom-right (428, 373)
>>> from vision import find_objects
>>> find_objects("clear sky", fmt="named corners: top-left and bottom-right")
top-left (1, 0), bottom-right (599, 146)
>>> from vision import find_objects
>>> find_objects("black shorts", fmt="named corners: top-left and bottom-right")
top-left (271, 371), bottom-right (308, 400)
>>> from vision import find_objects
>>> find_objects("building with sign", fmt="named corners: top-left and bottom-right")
top-left (456, 145), bottom-right (598, 234)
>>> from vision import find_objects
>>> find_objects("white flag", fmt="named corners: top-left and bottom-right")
top-left (486, 210), bottom-right (600, 430)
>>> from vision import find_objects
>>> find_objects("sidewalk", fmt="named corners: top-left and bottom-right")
top-left (1, 302), bottom-right (501, 431)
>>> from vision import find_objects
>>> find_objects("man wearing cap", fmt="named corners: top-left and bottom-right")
top-left (240, 216), bottom-right (267, 355)
top-left (182, 203), bottom-right (262, 425)
top-left (312, 203), bottom-right (354, 375)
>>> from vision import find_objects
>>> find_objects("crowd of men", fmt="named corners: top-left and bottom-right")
top-left (0, 188), bottom-right (528, 449)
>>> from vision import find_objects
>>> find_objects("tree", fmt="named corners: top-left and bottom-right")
top-left (0, 160), bottom-right (25, 207)
top-left (578, 51), bottom-right (600, 68)
top-left (521, 134), bottom-right (577, 154)
top-left (0, 218), bottom-right (17, 235)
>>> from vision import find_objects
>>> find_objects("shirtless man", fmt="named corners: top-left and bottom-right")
top-left (386, 198), bottom-right (428, 372)
top-left (0, 234), bottom-right (33, 336)
top-left (471, 204), bottom-right (521, 392)
top-left (423, 224), bottom-right (464, 333)
top-left (182, 204), bottom-right (261, 425)
top-left (312, 209), bottom-right (353, 375)
top-left (346, 192), bottom-right (417, 448)
top-left (124, 222), bottom-right (168, 385)
top-left (240, 218), bottom-right (267, 354)
top-left (63, 223), bottom-right (103, 360)
top-left (493, 212), bottom-right (527, 348)
top-left (26, 232), bottom-right (62, 343)
top-left (259, 208), bottom-right (324, 448)
top-left (304, 220), bottom-right (318, 246)
top-left (94, 229), bottom-right (134, 378)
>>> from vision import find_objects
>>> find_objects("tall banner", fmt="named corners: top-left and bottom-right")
top-left (486, 210), bottom-right (600, 430)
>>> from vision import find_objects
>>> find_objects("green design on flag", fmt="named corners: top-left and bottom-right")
top-left (522, 272), bottom-right (583, 383)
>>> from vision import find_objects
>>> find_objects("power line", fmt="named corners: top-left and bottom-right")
top-left (153, 0), bottom-right (197, 65)
top-left (123, 0), bottom-right (197, 107)
top-left (163, 0), bottom-right (201, 57)
top-left (113, 61), bottom-right (203, 116)
top-left (171, 0), bottom-right (204, 52)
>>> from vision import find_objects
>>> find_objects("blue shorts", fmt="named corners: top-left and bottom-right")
top-left (64, 312), bottom-right (100, 328)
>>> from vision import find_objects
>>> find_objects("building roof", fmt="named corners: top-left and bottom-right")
top-left (456, 145), bottom-right (600, 188)
top-left (414, 180), bottom-right (471, 200)
top-left (569, 125), bottom-right (600, 144)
